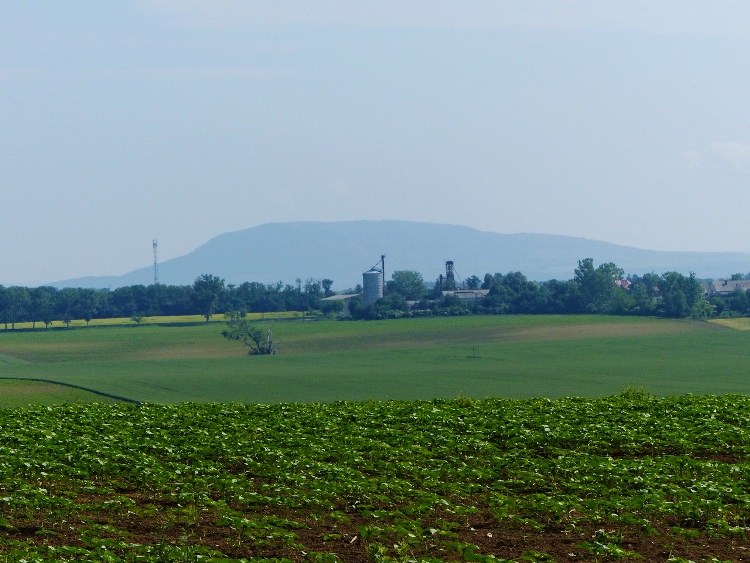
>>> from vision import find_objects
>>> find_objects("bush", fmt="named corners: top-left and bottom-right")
top-left (620, 384), bottom-right (652, 401)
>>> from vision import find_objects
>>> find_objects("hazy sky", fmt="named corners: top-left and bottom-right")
top-left (3, 1), bottom-right (750, 286)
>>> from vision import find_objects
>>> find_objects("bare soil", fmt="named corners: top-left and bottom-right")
top-left (5, 496), bottom-right (749, 562)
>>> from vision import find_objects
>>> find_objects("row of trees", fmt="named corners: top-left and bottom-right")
top-left (0, 275), bottom-right (335, 329)
top-left (351, 259), bottom-right (710, 320)
top-left (0, 258), bottom-right (746, 329)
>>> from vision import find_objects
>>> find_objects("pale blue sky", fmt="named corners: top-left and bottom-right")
top-left (2, 1), bottom-right (750, 285)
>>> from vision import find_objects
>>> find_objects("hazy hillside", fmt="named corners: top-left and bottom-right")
top-left (50, 221), bottom-right (750, 290)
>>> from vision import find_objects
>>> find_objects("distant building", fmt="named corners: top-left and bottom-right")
top-left (441, 289), bottom-right (490, 304)
top-left (707, 279), bottom-right (750, 298)
top-left (320, 293), bottom-right (361, 315)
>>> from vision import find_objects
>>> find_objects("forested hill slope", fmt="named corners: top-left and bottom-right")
top-left (50, 221), bottom-right (750, 290)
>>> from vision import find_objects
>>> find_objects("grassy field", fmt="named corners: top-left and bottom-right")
top-left (0, 315), bottom-right (749, 406)
top-left (5, 311), bottom-right (304, 330)
top-left (0, 379), bottom-right (122, 407)
top-left (1, 317), bottom-right (750, 560)
top-left (711, 317), bottom-right (750, 330)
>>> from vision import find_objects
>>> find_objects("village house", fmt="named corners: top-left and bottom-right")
top-left (706, 279), bottom-right (750, 298)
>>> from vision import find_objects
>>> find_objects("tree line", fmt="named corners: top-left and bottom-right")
top-left (350, 258), bottom-right (714, 320)
top-left (1, 258), bottom-right (748, 329)
top-left (0, 274), bottom-right (335, 330)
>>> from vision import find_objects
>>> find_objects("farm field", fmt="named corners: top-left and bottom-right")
top-left (6, 311), bottom-right (304, 330)
top-left (0, 396), bottom-right (748, 561)
top-left (1, 315), bottom-right (750, 405)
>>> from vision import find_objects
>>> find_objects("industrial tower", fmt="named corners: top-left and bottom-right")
top-left (153, 239), bottom-right (159, 285)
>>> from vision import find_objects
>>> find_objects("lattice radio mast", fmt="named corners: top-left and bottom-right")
top-left (445, 260), bottom-right (456, 290)
top-left (152, 239), bottom-right (159, 285)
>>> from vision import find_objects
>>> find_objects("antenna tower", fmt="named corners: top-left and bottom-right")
top-left (445, 260), bottom-right (456, 290)
top-left (153, 239), bottom-right (159, 285)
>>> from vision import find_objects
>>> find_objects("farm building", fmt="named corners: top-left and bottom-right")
top-left (440, 289), bottom-right (490, 304)
top-left (320, 293), bottom-right (360, 315)
top-left (707, 279), bottom-right (750, 298)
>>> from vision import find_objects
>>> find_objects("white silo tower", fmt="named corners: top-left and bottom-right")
top-left (362, 268), bottom-right (384, 303)
top-left (362, 255), bottom-right (385, 304)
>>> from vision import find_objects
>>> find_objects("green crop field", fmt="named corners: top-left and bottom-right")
top-left (0, 397), bottom-right (748, 562)
top-left (0, 315), bottom-right (749, 405)
top-left (2, 316), bottom-right (750, 561)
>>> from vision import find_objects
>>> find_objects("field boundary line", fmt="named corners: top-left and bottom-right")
top-left (0, 377), bottom-right (142, 404)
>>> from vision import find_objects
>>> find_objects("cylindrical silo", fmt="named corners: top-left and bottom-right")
top-left (362, 268), bottom-right (384, 304)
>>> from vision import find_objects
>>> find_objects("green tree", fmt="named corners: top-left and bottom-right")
top-left (30, 287), bottom-right (56, 329)
top-left (347, 297), bottom-right (371, 320)
top-left (629, 282), bottom-right (656, 315)
top-left (304, 278), bottom-right (322, 296)
top-left (76, 288), bottom-right (102, 327)
top-left (57, 288), bottom-right (78, 328)
top-left (609, 284), bottom-right (636, 314)
top-left (4, 286), bottom-right (30, 330)
top-left (658, 271), bottom-right (705, 318)
top-left (465, 275), bottom-right (481, 290)
top-left (193, 274), bottom-right (226, 322)
top-left (108, 286), bottom-right (138, 317)
top-left (320, 299), bottom-right (344, 317)
top-left (573, 258), bottom-right (625, 313)
top-left (0, 286), bottom-right (7, 329)
top-left (222, 310), bottom-right (276, 355)
top-left (387, 270), bottom-right (426, 300)
top-left (374, 293), bottom-right (408, 314)
top-left (481, 272), bottom-right (545, 314)
top-left (541, 279), bottom-right (578, 314)
top-left (663, 287), bottom-right (688, 317)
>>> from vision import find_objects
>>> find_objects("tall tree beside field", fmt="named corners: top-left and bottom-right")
top-left (4, 286), bottom-right (30, 330)
top-left (193, 274), bottom-right (226, 322)
top-left (76, 288), bottom-right (103, 327)
top-left (29, 287), bottom-right (56, 329)
top-left (573, 258), bottom-right (625, 314)
top-left (658, 271), bottom-right (706, 318)
top-left (320, 298), bottom-right (344, 317)
top-left (387, 270), bottom-right (426, 300)
top-left (321, 279), bottom-right (334, 297)
top-left (304, 278), bottom-right (322, 297)
top-left (224, 281), bottom-right (265, 313)
top-left (627, 282), bottom-right (656, 316)
top-left (57, 288), bottom-right (78, 328)
top-left (0, 286), bottom-right (6, 329)
top-left (608, 283), bottom-right (637, 315)
top-left (222, 310), bottom-right (276, 355)
top-left (722, 286), bottom-right (750, 315)
top-left (157, 284), bottom-right (194, 316)
top-left (465, 275), bottom-right (481, 290)
top-left (483, 272), bottom-right (545, 314)
top-left (107, 286), bottom-right (139, 318)
top-left (540, 279), bottom-right (578, 314)
top-left (258, 281), bottom-right (287, 312)
top-left (626, 273), bottom-right (659, 316)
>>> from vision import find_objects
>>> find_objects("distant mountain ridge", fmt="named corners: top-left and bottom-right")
top-left (50, 221), bottom-right (750, 290)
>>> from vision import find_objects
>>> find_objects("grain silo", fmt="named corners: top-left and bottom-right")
top-left (362, 269), bottom-right (384, 303)
top-left (362, 255), bottom-right (385, 304)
